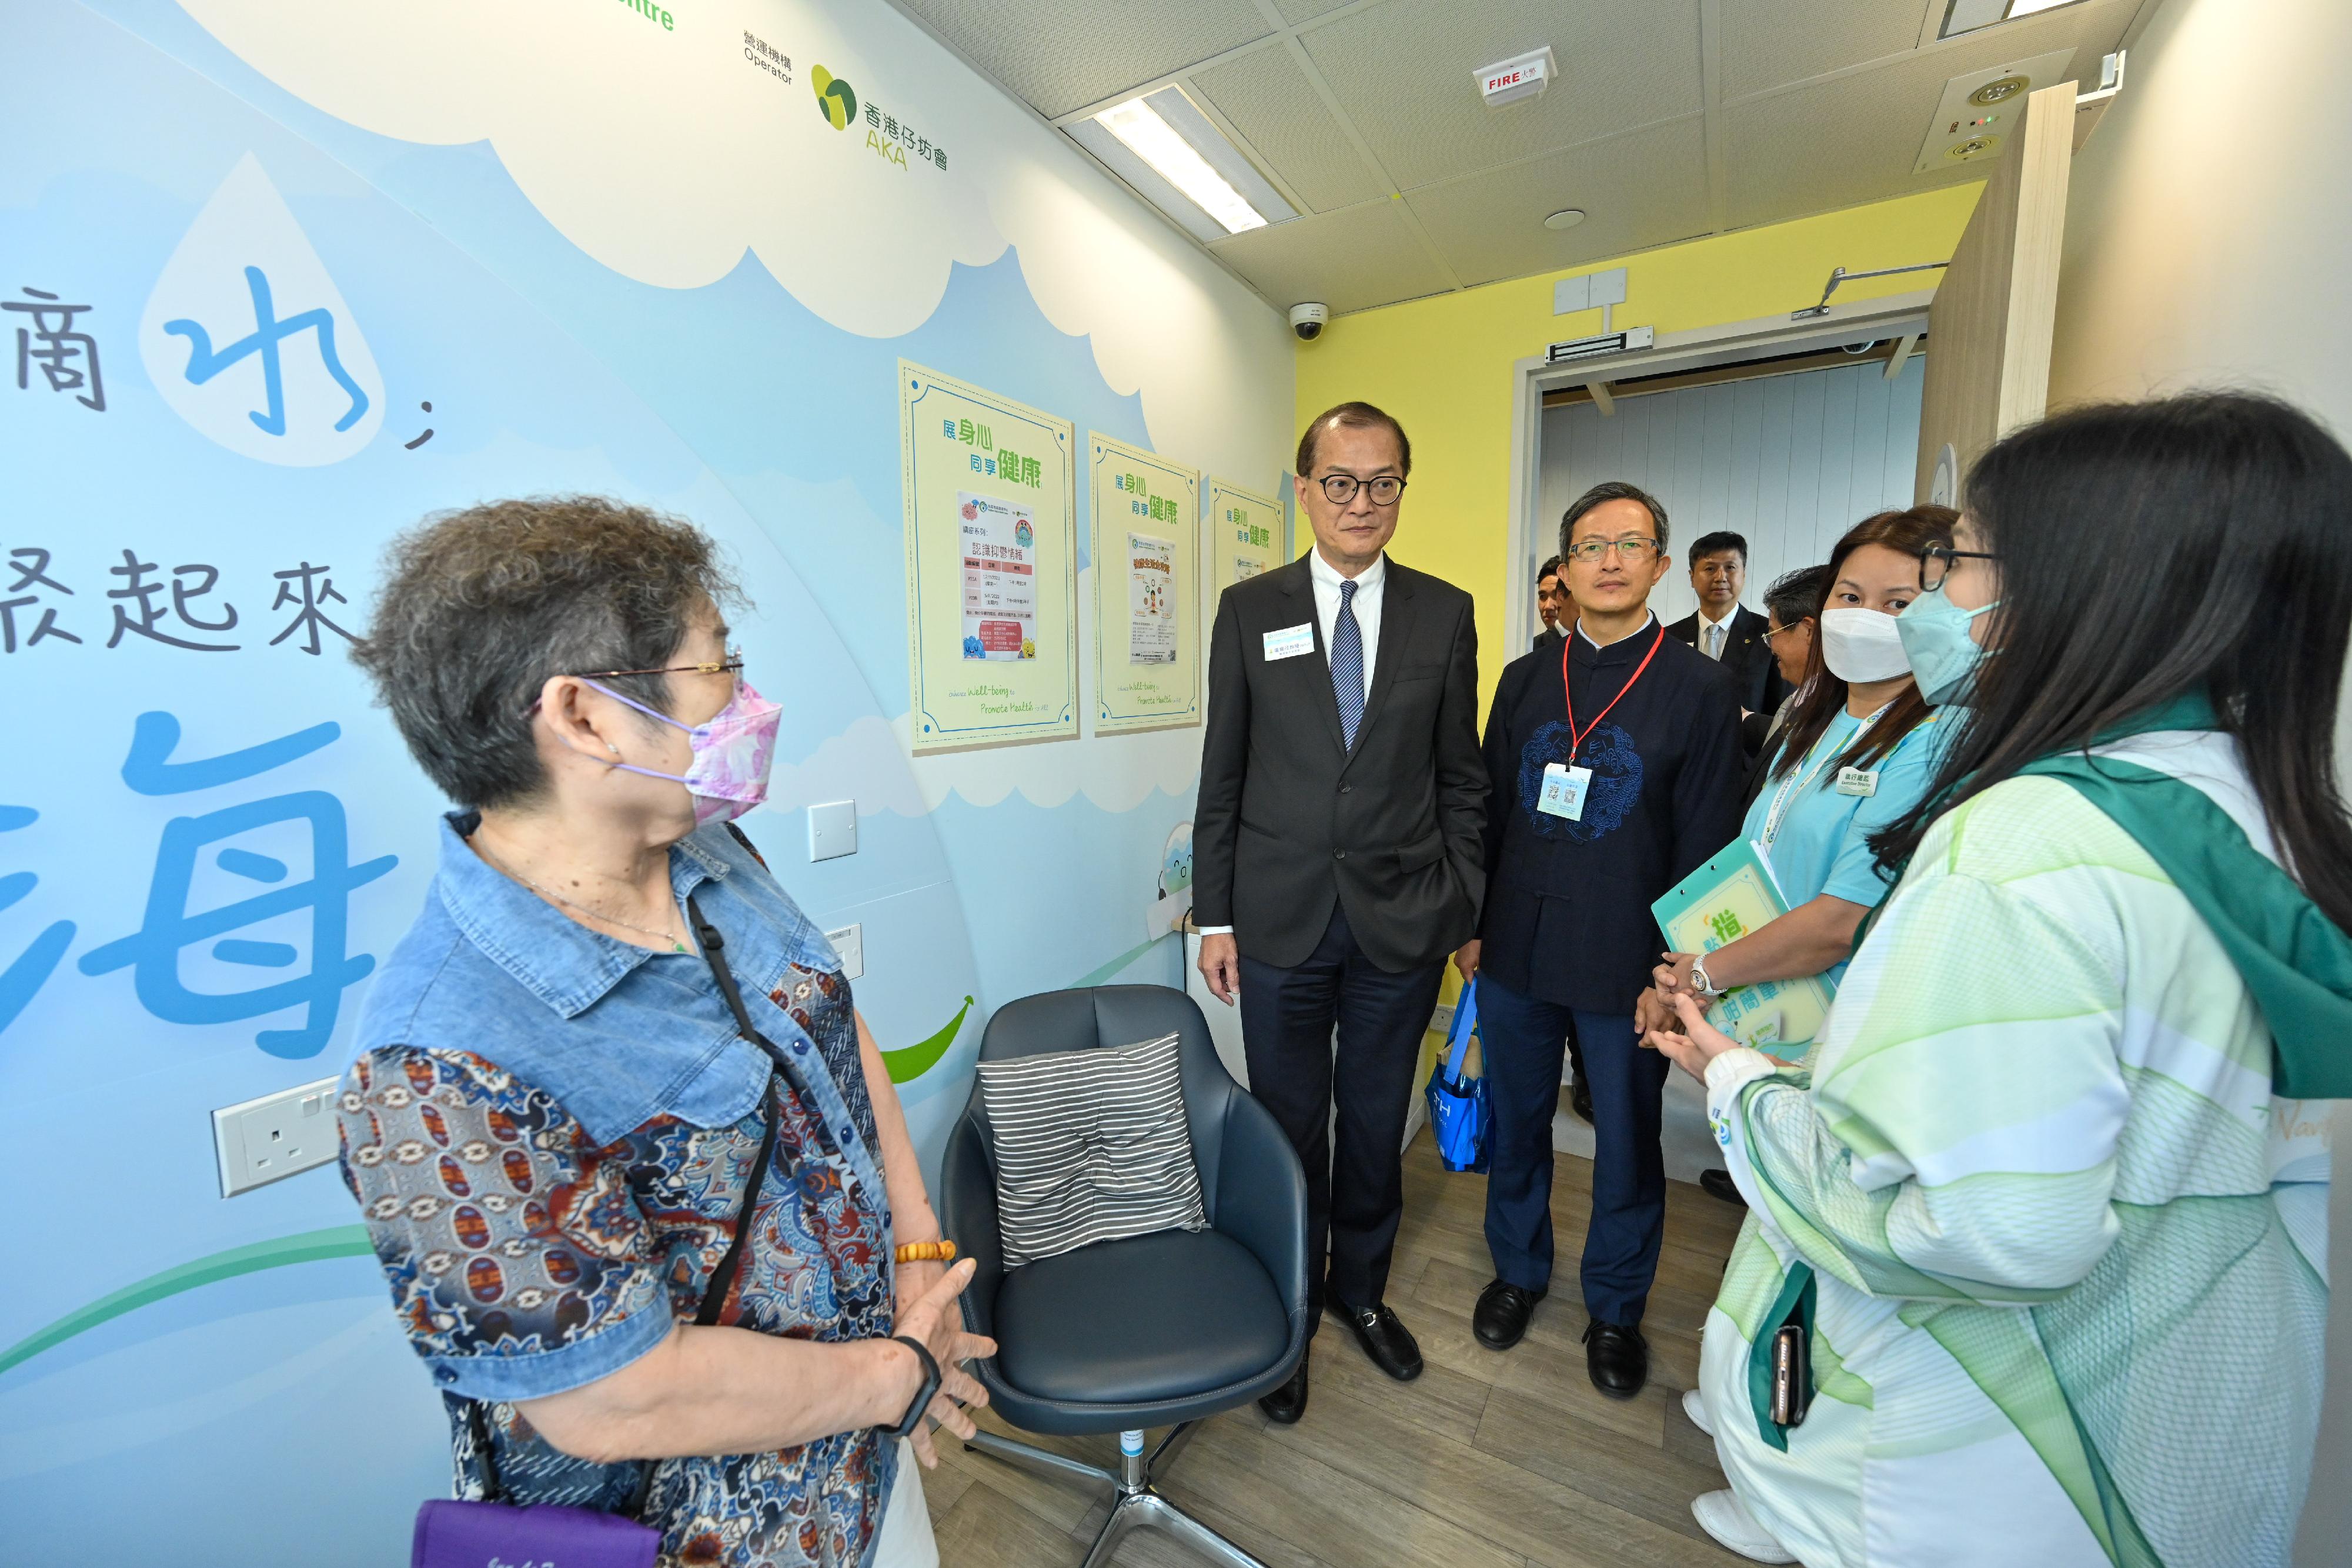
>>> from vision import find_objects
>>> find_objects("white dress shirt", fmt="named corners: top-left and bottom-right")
top-left (1695, 602), bottom-right (1736, 660)
top-left (1308, 546), bottom-right (1384, 701)
top-left (1197, 549), bottom-right (1387, 938)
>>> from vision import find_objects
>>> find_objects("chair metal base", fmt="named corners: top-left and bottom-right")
top-left (963, 1423), bottom-right (1265, 1568)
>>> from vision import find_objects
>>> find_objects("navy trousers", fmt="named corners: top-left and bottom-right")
top-left (1239, 901), bottom-right (1444, 1335)
top-left (1476, 971), bottom-right (1669, 1328)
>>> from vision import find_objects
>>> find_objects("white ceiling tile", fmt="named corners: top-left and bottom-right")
top-left (1191, 48), bottom-right (1385, 213)
top-left (891, 0), bottom-right (1274, 119)
top-left (1723, 4), bottom-right (2130, 229)
top-left (1274, 0), bottom-right (1349, 21)
top-left (1206, 199), bottom-right (1456, 315)
top-left (1300, 0), bottom-right (1705, 191)
top-left (1405, 118), bottom-right (1712, 289)
top-left (1719, 0), bottom-right (1939, 101)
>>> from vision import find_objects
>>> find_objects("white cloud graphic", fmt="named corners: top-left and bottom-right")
top-left (760, 707), bottom-right (1198, 819)
top-left (171, 0), bottom-right (1294, 492)
top-left (890, 710), bottom-right (1200, 814)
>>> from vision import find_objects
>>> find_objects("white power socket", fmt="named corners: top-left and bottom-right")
top-left (825, 922), bottom-right (864, 981)
top-left (213, 1076), bottom-right (342, 1197)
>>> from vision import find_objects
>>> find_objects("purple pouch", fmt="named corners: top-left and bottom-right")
top-left (412, 1497), bottom-right (662, 1568)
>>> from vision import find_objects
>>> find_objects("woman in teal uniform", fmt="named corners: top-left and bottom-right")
top-left (1639, 505), bottom-right (1956, 1552)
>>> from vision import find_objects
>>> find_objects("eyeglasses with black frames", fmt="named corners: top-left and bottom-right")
top-left (1918, 544), bottom-right (1998, 593)
top-left (1316, 474), bottom-right (1406, 507)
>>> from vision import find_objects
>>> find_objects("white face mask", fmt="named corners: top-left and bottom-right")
top-left (1818, 607), bottom-right (1913, 684)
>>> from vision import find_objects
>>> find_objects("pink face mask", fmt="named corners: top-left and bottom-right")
top-left (585, 677), bottom-right (783, 828)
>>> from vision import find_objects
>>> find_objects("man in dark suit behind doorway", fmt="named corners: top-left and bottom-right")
top-left (1194, 401), bottom-right (1485, 1426)
top-left (1665, 531), bottom-right (1789, 745)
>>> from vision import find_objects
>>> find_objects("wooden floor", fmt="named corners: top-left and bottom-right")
top-left (925, 1124), bottom-right (1750, 1567)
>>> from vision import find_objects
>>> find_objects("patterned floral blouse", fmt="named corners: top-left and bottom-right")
top-left (338, 815), bottom-right (900, 1568)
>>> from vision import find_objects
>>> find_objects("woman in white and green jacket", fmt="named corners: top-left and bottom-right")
top-left (1649, 392), bottom-right (2352, 1567)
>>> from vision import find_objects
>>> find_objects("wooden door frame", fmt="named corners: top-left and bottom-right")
top-left (1506, 290), bottom-right (1936, 655)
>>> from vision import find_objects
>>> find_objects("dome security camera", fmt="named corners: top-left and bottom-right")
top-left (1289, 303), bottom-right (1328, 342)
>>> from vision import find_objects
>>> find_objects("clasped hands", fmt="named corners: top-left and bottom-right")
top-left (892, 1256), bottom-right (996, 1468)
top-left (1638, 950), bottom-right (1739, 1082)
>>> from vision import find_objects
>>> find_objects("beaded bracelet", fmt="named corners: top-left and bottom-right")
top-left (894, 1239), bottom-right (957, 1264)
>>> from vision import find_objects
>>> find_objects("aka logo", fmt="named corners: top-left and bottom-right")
top-left (811, 65), bottom-right (857, 130)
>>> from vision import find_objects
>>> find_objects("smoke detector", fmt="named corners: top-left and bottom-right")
top-left (1476, 48), bottom-right (1555, 108)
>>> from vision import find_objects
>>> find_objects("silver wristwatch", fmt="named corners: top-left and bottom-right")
top-left (1689, 956), bottom-right (1723, 998)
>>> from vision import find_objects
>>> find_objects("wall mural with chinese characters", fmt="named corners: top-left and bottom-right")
top-left (0, 1), bottom-right (1294, 1560)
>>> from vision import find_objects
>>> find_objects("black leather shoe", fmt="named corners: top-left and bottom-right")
top-left (1583, 1318), bottom-right (1649, 1400)
top-left (1258, 1356), bottom-right (1308, 1424)
top-left (1569, 1075), bottom-right (1593, 1124)
top-left (1332, 1300), bottom-right (1424, 1381)
top-left (1472, 1279), bottom-right (1544, 1350)
top-left (1700, 1168), bottom-right (1746, 1206)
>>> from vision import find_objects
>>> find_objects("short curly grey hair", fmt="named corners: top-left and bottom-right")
top-left (350, 496), bottom-right (743, 808)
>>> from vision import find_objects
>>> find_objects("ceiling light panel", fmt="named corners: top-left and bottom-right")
top-left (1074, 86), bottom-right (1294, 240)
top-left (1943, 0), bottom-right (2089, 38)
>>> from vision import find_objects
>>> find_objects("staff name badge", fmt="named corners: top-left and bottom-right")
top-left (1262, 623), bottom-right (1316, 661)
top-left (1835, 766), bottom-right (1879, 797)
top-left (1538, 762), bottom-right (1593, 821)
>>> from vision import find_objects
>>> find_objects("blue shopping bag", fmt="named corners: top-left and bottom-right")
top-left (1423, 977), bottom-right (1489, 1173)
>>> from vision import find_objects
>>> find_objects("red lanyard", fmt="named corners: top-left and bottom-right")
top-left (1560, 623), bottom-right (1666, 763)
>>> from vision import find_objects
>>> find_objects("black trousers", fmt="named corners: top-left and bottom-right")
top-left (1238, 901), bottom-right (1444, 1334)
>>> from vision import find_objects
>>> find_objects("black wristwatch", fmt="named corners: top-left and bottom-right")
top-left (887, 1335), bottom-right (941, 1439)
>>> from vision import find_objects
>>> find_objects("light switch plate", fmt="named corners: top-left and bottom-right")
top-left (213, 1076), bottom-right (341, 1197)
top-left (825, 922), bottom-right (864, 981)
top-left (807, 800), bottom-right (857, 861)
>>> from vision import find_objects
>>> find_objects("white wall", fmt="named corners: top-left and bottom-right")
top-left (2049, 2), bottom-right (2352, 1560)
top-left (1538, 356), bottom-right (1925, 633)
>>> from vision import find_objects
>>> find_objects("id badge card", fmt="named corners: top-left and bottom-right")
top-left (1262, 623), bottom-right (1316, 661)
top-left (1835, 766), bottom-right (1879, 797)
top-left (1537, 762), bottom-right (1592, 821)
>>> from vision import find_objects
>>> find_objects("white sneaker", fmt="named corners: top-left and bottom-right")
top-left (1691, 1490), bottom-right (1796, 1564)
top-left (1682, 1387), bottom-right (1715, 1437)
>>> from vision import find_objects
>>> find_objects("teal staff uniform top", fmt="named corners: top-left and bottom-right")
top-left (1739, 706), bottom-right (1945, 989)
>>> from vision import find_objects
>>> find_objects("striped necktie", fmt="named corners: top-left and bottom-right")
top-left (1332, 577), bottom-right (1364, 749)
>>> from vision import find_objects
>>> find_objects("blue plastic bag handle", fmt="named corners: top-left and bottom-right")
top-left (1443, 978), bottom-right (1479, 1082)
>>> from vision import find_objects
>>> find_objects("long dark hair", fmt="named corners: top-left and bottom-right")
top-left (1870, 392), bottom-right (2352, 931)
top-left (1767, 505), bottom-right (1957, 783)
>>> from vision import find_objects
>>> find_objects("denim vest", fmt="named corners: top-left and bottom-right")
top-left (339, 814), bottom-right (897, 1567)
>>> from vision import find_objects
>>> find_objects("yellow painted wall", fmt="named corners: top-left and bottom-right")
top-left (1294, 186), bottom-right (1985, 717)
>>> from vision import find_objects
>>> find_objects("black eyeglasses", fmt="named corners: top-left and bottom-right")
top-left (1315, 474), bottom-right (1406, 507)
top-left (1919, 544), bottom-right (1997, 592)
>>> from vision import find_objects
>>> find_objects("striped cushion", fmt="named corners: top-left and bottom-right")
top-left (976, 1032), bottom-right (1207, 1269)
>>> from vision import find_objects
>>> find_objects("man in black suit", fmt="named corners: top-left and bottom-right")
top-left (1195, 400), bottom-right (1484, 1425)
top-left (1532, 555), bottom-right (1567, 652)
top-left (1665, 531), bottom-right (1788, 744)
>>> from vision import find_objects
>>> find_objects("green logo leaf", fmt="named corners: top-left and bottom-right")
top-left (811, 64), bottom-right (857, 131)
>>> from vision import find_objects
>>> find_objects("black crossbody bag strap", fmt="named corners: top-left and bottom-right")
top-left (473, 885), bottom-right (796, 1519)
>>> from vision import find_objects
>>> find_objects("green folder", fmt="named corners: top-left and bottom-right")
top-left (1650, 839), bottom-right (1834, 1060)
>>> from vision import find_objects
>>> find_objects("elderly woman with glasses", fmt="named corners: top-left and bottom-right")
top-left (336, 496), bottom-right (989, 1568)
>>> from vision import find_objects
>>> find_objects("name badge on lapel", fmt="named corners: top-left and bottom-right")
top-left (1537, 762), bottom-right (1592, 821)
top-left (1262, 623), bottom-right (1316, 661)
top-left (1835, 766), bottom-right (1879, 797)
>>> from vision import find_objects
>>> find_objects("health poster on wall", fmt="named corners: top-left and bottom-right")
top-left (1208, 476), bottom-right (1285, 597)
top-left (1090, 433), bottom-right (1200, 733)
top-left (901, 360), bottom-right (1078, 751)
top-left (960, 493), bottom-right (1037, 660)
